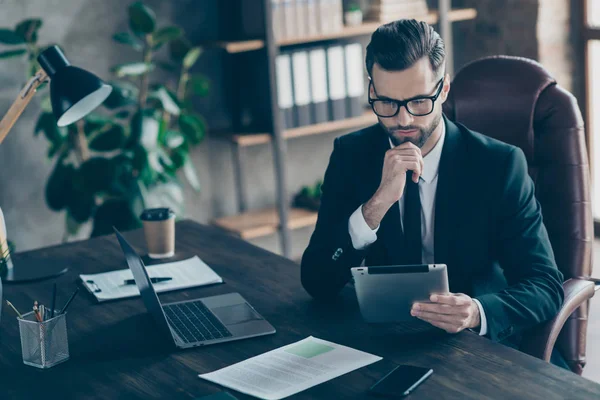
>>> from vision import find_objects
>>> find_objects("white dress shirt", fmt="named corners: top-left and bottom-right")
top-left (347, 122), bottom-right (488, 335)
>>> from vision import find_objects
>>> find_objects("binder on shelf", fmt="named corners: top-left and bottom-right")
top-left (271, 0), bottom-right (284, 41)
top-left (276, 53), bottom-right (295, 129)
top-left (326, 45), bottom-right (348, 121)
top-left (308, 47), bottom-right (329, 124)
top-left (331, 0), bottom-right (344, 33)
top-left (291, 50), bottom-right (312, 127)
top-left (282, 0), bottom-right (297, 40)
top-left (316, 0), bottom-right (330, 34)
top-left (306, 0), bottom-right (319, 36)
top-left (344, 42), bottom-right (365, 118)
top-left (295, 0), bottom-right (308, 39)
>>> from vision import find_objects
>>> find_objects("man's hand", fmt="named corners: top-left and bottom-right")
top-left (362, 143), bottom-right (424, 229)
top-left (411, 293), bottom-right (481, 334)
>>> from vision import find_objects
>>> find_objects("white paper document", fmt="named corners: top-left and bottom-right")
top-left (198, 336), bottom-right (382, 400)
top-left (80, 256), bottom-right (223, 302)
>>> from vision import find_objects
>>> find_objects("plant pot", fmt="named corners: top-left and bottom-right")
top-left (345, 10), bottom-right (363, 27)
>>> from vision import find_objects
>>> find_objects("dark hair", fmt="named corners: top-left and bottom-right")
top-left (366, 19), bottom-right (446, 78)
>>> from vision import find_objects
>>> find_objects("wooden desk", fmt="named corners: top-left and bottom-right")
top-left (1, 220), bottom-right (599, 399)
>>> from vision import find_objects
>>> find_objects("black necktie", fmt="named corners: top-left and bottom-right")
top-left (403, 171), bottom-right (422, 264)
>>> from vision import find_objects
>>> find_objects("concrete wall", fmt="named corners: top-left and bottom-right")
top-left (0, 0), bottom-right (584, 260)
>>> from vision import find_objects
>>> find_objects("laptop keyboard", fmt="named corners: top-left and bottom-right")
top-left (163, 300), bottom-right (232, 344)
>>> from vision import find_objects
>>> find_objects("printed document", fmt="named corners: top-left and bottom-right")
top-left (80, 256), bottom-right (222, 302)
top-left (198, 336), bottom-right (382, 400)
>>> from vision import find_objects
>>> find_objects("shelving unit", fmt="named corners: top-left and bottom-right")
top-left (211, 0), bottom-right (477, 259)
top-left (209, 8), bottom-right (477, 54)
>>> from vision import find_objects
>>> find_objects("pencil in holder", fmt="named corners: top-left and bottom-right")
top-left (18, 310), bottom-right (69, 369)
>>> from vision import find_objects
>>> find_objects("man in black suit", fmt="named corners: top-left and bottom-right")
top-left (301, 20), bottom-right (564, 361)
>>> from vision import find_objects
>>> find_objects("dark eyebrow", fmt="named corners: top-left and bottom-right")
top-left (373, 79), bottom-right (442, 102)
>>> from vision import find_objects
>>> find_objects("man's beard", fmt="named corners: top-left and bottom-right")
top-left (380, 111), bottom-right (442, 148)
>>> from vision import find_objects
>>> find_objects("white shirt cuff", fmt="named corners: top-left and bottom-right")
top-left (473, 299), bottom-right (488, 336)
top-left (348, 205), bottom-right (379, 250)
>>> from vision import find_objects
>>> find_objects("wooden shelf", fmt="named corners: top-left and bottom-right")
top-left (213, 207), bottom-right (318, 240)
top-left (231, 111), bottom-right (378, 147)
top-left (211, 9), bottom-right (477, 53)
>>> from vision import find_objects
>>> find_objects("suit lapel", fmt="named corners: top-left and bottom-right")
top-left (434, 116), bottom-right (465, 264)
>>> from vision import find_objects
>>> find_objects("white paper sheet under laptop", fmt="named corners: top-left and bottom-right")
top-left (80, 256), bottom-right (223, 302)
top-left (198, 336), bottom-right (382, 400)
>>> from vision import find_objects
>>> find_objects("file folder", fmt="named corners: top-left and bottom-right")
top-left (308, 47), bottom-right (329, 124)
top-left (291, 50), bottom-right (312, 127)
top-left (326, 45), bottom-right (348, 120)
top-left (344, 42), bottom-right (365, 117)
top-left (276, 53), bottom-right (295, 129)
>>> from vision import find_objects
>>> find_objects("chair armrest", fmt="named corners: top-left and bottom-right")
top-left (520, 278), bottom-right (595, 362)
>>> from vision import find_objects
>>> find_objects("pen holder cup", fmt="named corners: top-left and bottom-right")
top-left (18, 310), bottom-right (69, 369)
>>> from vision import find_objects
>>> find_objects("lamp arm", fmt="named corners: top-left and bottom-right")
top-left (0, 68), bottom-right (49, 146)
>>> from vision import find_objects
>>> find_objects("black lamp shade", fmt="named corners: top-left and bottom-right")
top-left (37, 46), bottom-right (112, 127)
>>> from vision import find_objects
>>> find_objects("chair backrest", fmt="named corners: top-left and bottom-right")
top-left (442, 56), bottom-right (593, 372)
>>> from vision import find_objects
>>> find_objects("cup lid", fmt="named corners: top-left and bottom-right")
top-left (140, 208), bottom-right (175, 221)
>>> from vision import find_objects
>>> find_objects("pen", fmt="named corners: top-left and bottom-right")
top-left (6, 300), bottom-right (23, 319)
top-left (123, 277), bottom-right (172, 285)
top-left (50, 283), bottom-right (57, 319)
top-left (33, 301), bottom-right (42, 323)
top-left (58, 288), bottom-right (79, 315)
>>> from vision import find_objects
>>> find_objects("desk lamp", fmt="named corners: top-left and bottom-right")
top-left (0, 45), bottom-right (112, 282)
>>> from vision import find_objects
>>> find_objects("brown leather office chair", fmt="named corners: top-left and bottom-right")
top-left (442, 55), bottom-right (598, 374)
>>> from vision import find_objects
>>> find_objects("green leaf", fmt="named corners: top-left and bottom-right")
top-left (115, 110), bottom-right (131, 119)
top-left (35, 113), bottom-right (65, 146)
top-left (112, 32), bottom-right (143, 51)
top-left (40, 95), bottom-right (52, 113)
top-left (128, 1), bottom-right (156, 35)
top-left (103, 81), bottom-right (139, 109)
top-left (170, 145), bottom-right (188, 169)
top-left (80, 157), bottom-right (116, 193)
top-left (178, 112), bottom-right (206, 144)
top-left (152, 26), bottom-right (183, 48)
top-left (14, 19), bottom-right (42, 43)
top-left (169, 37), bottom-right (191, 62)
top-left (111, 62), bottom-right (154, 77)
top-left (0, 49), bottom-right (27, 59)
top-left (183, 47), bottom-right (202, 69)
top-left (0, 29), bottom-right (25, 44)
top-left (45, 161), bottom-right (74, 211)
top-left (150, 86), bottom-right (181, 115)
top-left (91, 199), bottom-right (141, 237)
top-left (162, 130), bottom-right (185, 149)
top-left (89, 125), bottom-right (126, 151)
top-left (188, 75), bottom-right (210, 97)
top-left (156, 61), bottom-right (177, 72)
top-left (66, 212), bottom-right (82, 236)
top-left (183, 159), bottom-right (201, 192)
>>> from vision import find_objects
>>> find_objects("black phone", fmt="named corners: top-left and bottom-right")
top-left (368, 365), bottom-right (433, 398)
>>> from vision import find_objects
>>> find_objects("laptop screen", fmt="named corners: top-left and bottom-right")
top-left (114, 228), bottom-right (175, 342)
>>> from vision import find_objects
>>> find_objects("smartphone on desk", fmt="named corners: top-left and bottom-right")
top-left (369, 365), bottom-right (433, 397)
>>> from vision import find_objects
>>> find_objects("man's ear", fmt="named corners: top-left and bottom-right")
top-left (440, 73), bottom-right (451, 104)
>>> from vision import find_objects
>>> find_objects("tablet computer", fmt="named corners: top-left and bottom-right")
top-left (351, 264), bottom-right (449, 323)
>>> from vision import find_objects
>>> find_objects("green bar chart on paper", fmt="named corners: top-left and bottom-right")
top-left (284, 340), bottom-right (334, 358)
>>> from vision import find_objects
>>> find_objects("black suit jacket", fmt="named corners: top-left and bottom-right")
top-left (301, 116), bottom-right (564, 344)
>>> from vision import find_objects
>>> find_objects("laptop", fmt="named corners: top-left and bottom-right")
top-left (113, 228), bottom-right (276, 349)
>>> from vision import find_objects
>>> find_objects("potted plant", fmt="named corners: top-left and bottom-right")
top-left (0, 1), bottom-right (209, 240)
top-left (293, 180), bottom-right (323, 211)
top-left (345, 4), bottom-right (363, 27)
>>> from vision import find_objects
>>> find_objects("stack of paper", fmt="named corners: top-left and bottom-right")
top-left (80, 256), bottom-right (223, 302)
top-left (199, 336), bottom-right (382, 400)
top-left (368, 0), bottom-right (429, 23)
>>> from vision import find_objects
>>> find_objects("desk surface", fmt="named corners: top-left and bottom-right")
top-left (1, 220), bottom-right (599, 399)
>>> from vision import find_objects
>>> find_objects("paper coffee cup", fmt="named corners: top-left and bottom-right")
top-left (140, 208), bottom-right (175, 259)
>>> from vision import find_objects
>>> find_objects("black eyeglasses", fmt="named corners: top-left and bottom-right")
top-left (368, 77), bottom-right (445, 118)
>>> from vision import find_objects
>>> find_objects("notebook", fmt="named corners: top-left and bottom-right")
top-left (80, 256), bottom-right (223, 302)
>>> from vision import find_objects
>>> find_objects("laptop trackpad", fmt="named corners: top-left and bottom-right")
top-left (212, 303), bottom-right (263, 326)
